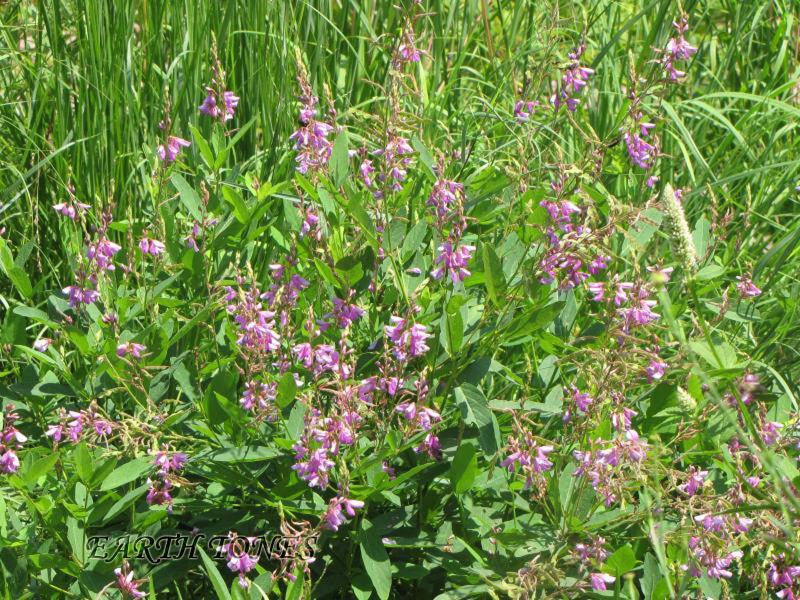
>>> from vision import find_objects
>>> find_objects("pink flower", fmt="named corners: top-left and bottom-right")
top-left (431, 242), bottom-right (475, 283)
top-left (736, 276), bottom-right (761, 298)
top-left (645, 359), bottom-right (667, 382)
top-left (114, 564), bottom-right (146, 599)
top-left (157, 135), bottom-right (190, 163)
top-left (117, 342), bottom-right (147, 359)
top-left (53, 200), bottom-right (90, 219)
top-left (63, 285), bottom-right (100, 307)
top-left (323, 497), bottom-right (364, 531)
top-left (677, 466), bottom-right (707, 496)
top-left (384, 316), bottom-right (431, 361)
top-left (662, 18), bottom-right (697, 80)
top-left (33, 338), bottom-right (53, 352)
top-left (0, 450), bottom-right (20, 474)
top-left (589, 573), bottom-right (615, 591)
top-left (138, 237), bottom-right (166, 256)
top-left (199, 87), bottom-right (239, 122)
top-left (761, 421), bottom-right (783, 446)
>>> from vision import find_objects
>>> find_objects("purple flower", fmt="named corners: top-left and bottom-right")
top-left (157, 135), bottom-right (190, 163)
top-left (415, 433), bottom-right (442, 459)
top-left (217, 532), bottom-right (259, 589)
top-left (0, 450), bottom-right (20, 474)
top-left (87, 238), bottom-right (122, 271)
top-left (514, 100), bottom-right (539, 122)
top-left (116, 342), bottom-right (147, 359)
top-left (138, 237), bottom-right (166, 256)
top-left (199, 87), bottom-right (239, 122)
top-left (662, 18), bottom-right (697, 80)
top-left (53, 200), bottom-right (90, 220)
top-left (431, 242), bottom-right (475, 283)
top-left (146, 477), bottom-right (174, 510)
top-left (761, 421), bottom-right (783, 446)
top-left (551, 45), bottom-right (594, 112)
top-left (63, 285), bottom-right (100, 307)
top-left (677, 466), bottom-right (708, 496)
top-left (289, 85), bottom-right (334, 174)
top-left (589, 573), bottom-right (615, 591)
top-left (384, 316), bottom-right (431, 361)
top-left (322, 496), bottom-right (364, 531)
top-left (645, 359), bottom-right (667, 382)
top-left (114, 563), bottom-right (147, 599)
top-left (33, 338), bottom-right (53, 352)
top-left (736, 276), bottom-right (761, 299)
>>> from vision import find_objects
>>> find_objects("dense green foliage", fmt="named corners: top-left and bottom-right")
top-left (1, 1), bottom-right (800, 599)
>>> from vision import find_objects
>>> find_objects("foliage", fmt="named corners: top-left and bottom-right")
top-left (1, 0), bottom-right (800, 599)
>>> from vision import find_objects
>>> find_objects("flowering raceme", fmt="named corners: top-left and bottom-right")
top-left (661, 17), bottom-right (698, 81)
top-left (157, 135), bottom-right (191, 163)
top-left (290, 74), bottom-right (334, 175)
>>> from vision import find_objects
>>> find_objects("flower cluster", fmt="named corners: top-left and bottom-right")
top-left (290, 72), bottom-right (334, 175)
top-left (538, 174), bottom-right (609, 290)
top-left (361, 135), bottom-right (415, 198)
top-left (53, 185), bottom-right (90, 220)
top-left (157, 135), bottom-right (191, 164)
top-left (501, 418), bottom-right (554, 492)
top-left (146, 449), bottom-right (188, 512)
top-left (427, 177), bottom-right (474, 284)
top-left (551, 44), bottom-right (594, 112)
top-left (0, 405), bottom-right (26, 474)
top-left (768, 554), bottom-right (800, 600)
top-left (292, 406), bottom-right (359, 488)
top-left (63, 210), bottom-right (121, 308)
top-left (621, 104), bottom-right (658, 170)
top-left (217, 531), bottom-right (259, 589)
top-left (322, 496), bottom-right (365, 531)
top-left (572, 537), bottom-right (615, 591)
top-left (573, 430), bottom-right (648, 506)
top-left (384, 316), bottom-right (431, 362)
top-left (660, 17), bottom-right (698, 81)
top-left (114, 562), bottom-right (146, 599)
top-left (138, 236), bottom-right (165, 256)
top-left (46, 404), bottom-right (113, 445)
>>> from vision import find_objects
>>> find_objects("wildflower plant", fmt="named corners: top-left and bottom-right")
top-left (1, 2), bottom-right (799, 599)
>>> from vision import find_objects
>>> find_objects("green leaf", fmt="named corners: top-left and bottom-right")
top-left (190, 125), bottom-right (215, 167)
top-left (73, 442), bottom-right (93, 483)
top-left (20, 453), bottom-right (60, 486)
top-left (171, 173), bottom-right (203, 221)
top-left (101, 484), bottom-right (148, 524)
top-left (100, 458), bottom-right (151, 491)
top-left (276, 371), bottom-right (298, 408)
top-left (603, 544), bottom-right (637, 577)
top-left (222, 186), bottom-right (250, 223)
top-left (0, 238), bottom-right (33, 298)
top-left (360, 518), bottom-right (391, 600)
top-left (692, 214), bottom-right (711, 259)
top-left (401, 220), bottom-right (428, 260)
top-left (688, 339), bottom-right (739, 369)
top-left (330, 130), bottom-right (350, 187)
top-left (454, 384), bottom-right (500, 455)
top-left (13, 305), bottom-right (59, 328)
top-left (448, 442), bottom-right (477, 494)
top-left (199, 546), bottom-right (233, 600)
top-left (481, 243), bottom-right (505, 304)
top-left (411, 135), bottom-right (435, 178)
top-left (441, 306), bottom-right (464, 356)
top-left (199, 446), bottom-right (281, 462)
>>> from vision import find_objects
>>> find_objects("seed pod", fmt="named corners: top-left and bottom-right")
top-left (662, 184), bottom-right (698, 271)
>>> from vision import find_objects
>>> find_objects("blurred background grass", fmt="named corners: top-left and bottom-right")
top-left (0, 0), bottom-right (799, 375)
